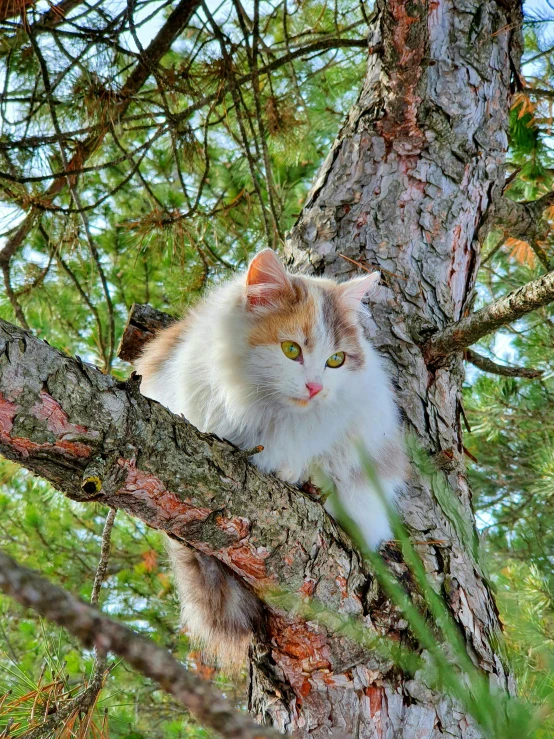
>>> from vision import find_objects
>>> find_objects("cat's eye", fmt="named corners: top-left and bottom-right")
top-left (281, 341), bottom-right (301, 360)
top-left (326, 352), bottom-right (345, 368)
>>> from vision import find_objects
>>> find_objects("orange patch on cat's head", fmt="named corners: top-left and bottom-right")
top-left (243, 250), bottom-right (377, 369)
top-left (248, 277), bottom-right (317, 347)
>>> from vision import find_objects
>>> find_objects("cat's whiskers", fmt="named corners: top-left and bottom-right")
top-left (237, 389), bottom-right (283, 427)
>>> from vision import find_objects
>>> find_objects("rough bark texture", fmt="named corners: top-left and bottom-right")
top-left (244, 0), bottom-right (523, 734)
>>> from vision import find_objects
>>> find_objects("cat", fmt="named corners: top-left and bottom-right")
top-left (135, 248), bottom-right (406, 667)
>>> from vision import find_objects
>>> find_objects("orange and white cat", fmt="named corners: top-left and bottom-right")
top-left (136, 249), bottom-right (406, 665)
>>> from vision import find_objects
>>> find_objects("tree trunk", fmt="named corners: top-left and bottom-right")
top-left (248, 0), bottom-right (521, 735)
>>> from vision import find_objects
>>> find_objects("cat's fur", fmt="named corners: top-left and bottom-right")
top-left (136, 249), bottom-right (406, 666)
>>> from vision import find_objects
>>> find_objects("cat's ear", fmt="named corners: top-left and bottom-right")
top-left (245, 249), bottom-right (291, 307)
top-left (339, 272), bottom-right (380, 309)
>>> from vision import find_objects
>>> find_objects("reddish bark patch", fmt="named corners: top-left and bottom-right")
top-left (270, 613), bottom-right (332, 666)
top-left (365, 684), bottom-right (384, 715)
top-left (269, 613), bottom-right (332, 698)
top-left (377, 0), bottom-right (426, 152)
top-left (32, 390), bottom-right (90, 437)
top-left (117, 458), bottom-right (212, 530)
top-left (300, 578), bottom-right (316, 597)
top-left (0, 394), bottom-right (17, 436)
top-left (216, 514), bottom-right (250, 541)
top-left (215, 515), bottom-right (274, 584)
top-left (0, 392), bottom-right (93, 459)
top-left (51, 439), bottom-right (92, 458)
top-left (116, 460), bottom-right (272, 585)
top-left (222, 542), bottom-right (270, 581)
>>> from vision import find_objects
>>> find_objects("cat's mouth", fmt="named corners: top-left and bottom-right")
top-left (290, 395), bottom-right (323, 407)
top-left (291, 397), bottom-right (310, 407)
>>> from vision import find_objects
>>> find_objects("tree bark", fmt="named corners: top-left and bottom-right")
top-left (247, 0), bottom-right (522, 735)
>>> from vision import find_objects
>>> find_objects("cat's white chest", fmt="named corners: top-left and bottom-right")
top-left (246, 409), bottom-right (347, 484)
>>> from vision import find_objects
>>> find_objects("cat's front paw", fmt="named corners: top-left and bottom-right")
top-left (276, 467), bottom-right (304, 484)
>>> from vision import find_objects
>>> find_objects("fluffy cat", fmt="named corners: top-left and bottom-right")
top-left (136, 249), bottom-right (406, 666)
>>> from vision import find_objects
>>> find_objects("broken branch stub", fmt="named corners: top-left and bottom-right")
top-left (117, 302), bottom-right (177, 362)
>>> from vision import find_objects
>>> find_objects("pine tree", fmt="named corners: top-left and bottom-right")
top-left (2, 0), bottom-right (554, 736)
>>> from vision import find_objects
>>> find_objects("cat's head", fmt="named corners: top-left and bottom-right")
top-left (238, 249), bottom-right (379, 412)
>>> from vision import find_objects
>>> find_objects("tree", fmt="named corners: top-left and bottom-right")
top-left (2, 0), bottom-right (554, 736)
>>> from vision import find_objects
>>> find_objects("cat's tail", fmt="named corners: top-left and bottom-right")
top-left (166, 538), bottom-right (261, 669)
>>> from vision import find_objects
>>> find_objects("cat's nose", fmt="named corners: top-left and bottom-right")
top-left (306, 381), bottom-right (323, 399)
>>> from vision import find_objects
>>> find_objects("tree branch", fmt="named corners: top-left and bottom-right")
top-left (464, 349), bottom-right (543, 379)
top-left (90, 508), bottom-right (116, 606)
top-left (423, 270), bottom-right (554, 363)
top-left (117, 303), bottom-right (177, 362)
top-left (0, 317), bottom-right (374, 677)
top-left (527, 87), bottom-right (554, 100)
top-left (0, 550), bottom-right (284, 739)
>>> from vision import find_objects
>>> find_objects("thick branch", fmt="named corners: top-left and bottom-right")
top-left (424, 270), bottom-right (554, 363)
top-left (0, 550), bottom-right (283, 739)
top-left (0, 317), bottom-right (373, 677)
top-left (464, 349), bottom-right (543, 379)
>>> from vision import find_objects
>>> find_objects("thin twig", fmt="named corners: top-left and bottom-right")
top-left (338, 253), bottom-right (408, 280)
top-left (90, 508), bottom-right (116, 607)
top-left (464, 349), bottom-right (543, 379)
